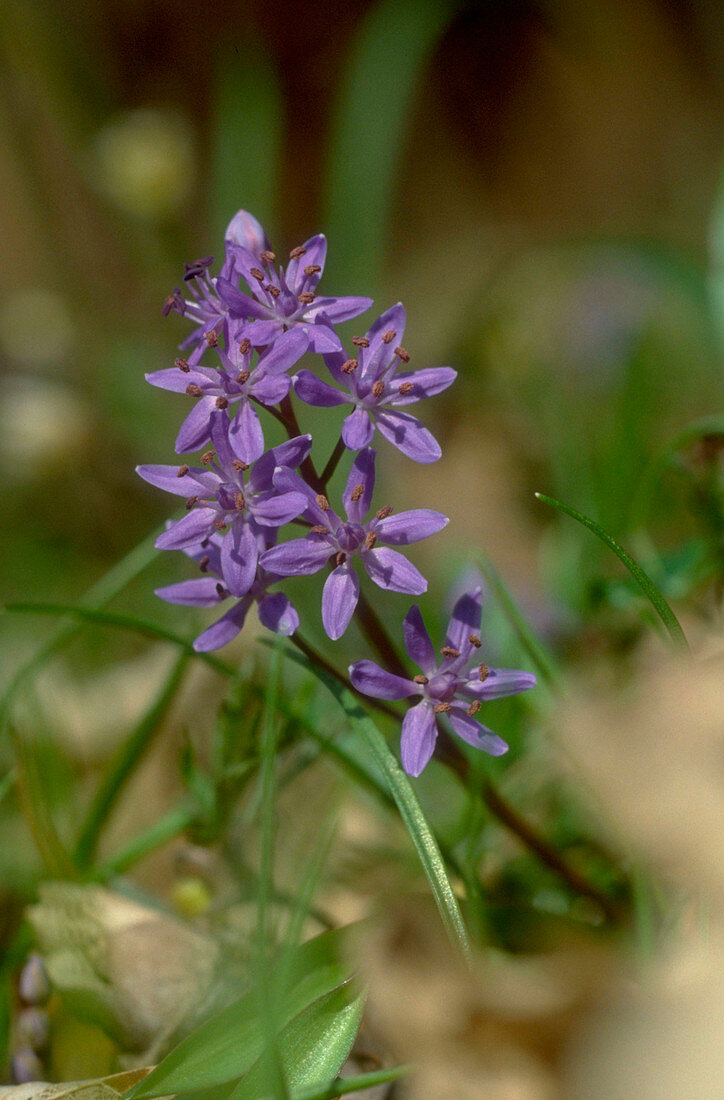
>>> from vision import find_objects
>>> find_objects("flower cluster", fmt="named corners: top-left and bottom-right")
top-left (140, 209), bottom-right (535, 774)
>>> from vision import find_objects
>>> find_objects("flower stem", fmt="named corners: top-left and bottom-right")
top-left (319, 436), bottom-right (347, 486)
top-left (354, 591), bottom-right (409, 678)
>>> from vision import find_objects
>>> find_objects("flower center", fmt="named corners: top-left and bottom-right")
top-left (426, 674), bottom-right (457, 702)
top-left (335, 523), bottom-right (365, 552)
top-left (216, 482), bottom-right (245, 512)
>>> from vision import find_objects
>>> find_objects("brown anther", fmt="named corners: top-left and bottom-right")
top-left (232, 459), bottom-right (249, 471)
top-left (316, 494), bottom-right (330, 511)
top-left (205, 330), bottom-right (219, 347)
top-left (351, 483), bottom-right (365, 502)
top-left (413, 674), bottom-right (429, 685)
top-left (213, 519), bottom-right (227, 531)
top-left (175, 357), bottom-right (190, 372)
top-left (478, 664), bottom-right (490, 682)
top-left (239, 338), bottom-right (252, 355)
top-left (311, 524), bottom-right (328, 535)
top-left (336, 551), bottom-right (347, 566)
top-left (394, 346), bottom-right (410, 362)
top-left (398, 382), bottom-right (413, 395)
top-left (200, 538), bottom-right (210, 548)
top-left (352, 336), bottom-right (370, 348)
top-left (250, 267), bottom-right (265, 282)
top-left (304, 264), bottom-right (321, 276)
top-left (289, 246), bottom-right (307, 259)
top-left (468, 633), bottom-right (481, 648)
top-left (341, 358), bottom-right (358, 374)
top-left (185, 495), bottom-right (199, 510)
top-left (434, 702), bottom-right (452, 713)
top-left (467, 700), bottom-right (481, 716)
top-left (266, 284), bottom-right (281, 299)
top-left (186, 383), bottom-right (203, 396)
top-left (441, 646), bottom-right (460, 659)
top-left (371, 380), bottom-right (385, 398)
top-left (199, 555), bottom-right (210, 572)
top-left (215, 396), bottom-right (229, 409)
top-left (298, 291), bottom-right (315, 304)
top-left (201, 449), bottom-right (215, 465)
top-left (236, 369), bottom-right (250, 384)
top-left (177, 464), bottom-right (189, 477)
top-left (260, 249), bottom-right (276, 263)
top-left (364, 532), bottom-right (378, 551)
top-left (234, 492), bottom-right (245, 511)
top-left (376, 505), bottom-right (393, 520)
top-left (215, 582), bottom-right (228, 599)
top-left (381, 329), bottom-right (396, 344)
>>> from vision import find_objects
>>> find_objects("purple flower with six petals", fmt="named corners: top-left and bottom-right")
top-left (260, 448), bottom-right (448, 640)
top-left (292, 304), bottom-right (456, 462)
top-left (350, 587), bottom-right (536, 776)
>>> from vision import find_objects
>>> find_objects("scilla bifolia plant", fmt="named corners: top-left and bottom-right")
top-left (139, 209), bottom-right (536, 778)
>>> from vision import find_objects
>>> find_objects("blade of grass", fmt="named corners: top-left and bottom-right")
top-left (288, 1064), bottom-right (413, 1100)
top-left (535, 493), bottom-right (689, 653)
top-left (95, 801), bottom-right (198, 878)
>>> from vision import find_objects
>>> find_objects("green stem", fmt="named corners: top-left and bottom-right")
top-left (319, 436), bottom-right (347, 486)
top-left (95, 801), bottom-right (197, 877)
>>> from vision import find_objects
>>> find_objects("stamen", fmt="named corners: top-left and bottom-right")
top-left (250, 267), bottom-right (265, 282)
top-left (371, 380), bottom-right (385, 398)
top-left (316, 494), bottom-right (330, 511)
top-left (376, 505), bottom-right (393, 520)
top-left (304, 264), bottom-right (322, 276)
top-left (478, 664), bottom-right (490, 682)
top-left (350, 483), bottom-right (364, 502)
top-left (201, 538), bottom-right (210, 548)
top-left (266, 285), bottom-right (281, 299)
top-left (162, 288), bottom-right (185, 316)
top-left (215, 396), bottom-right (229, 409)
top-left (433, 702), bottom-right (451, 713)
top-left (185, 495), bottom-right (199, 510)
top-left (398, 382), bottom-right (413, 395)
top-left (236, 369), bottom-right (250, 384)
top-left (201, 449), bottom-right (215, 465)
top-left (467, 700), bottom-right (481, 716)
top-left (352, 336), bottom-right (370, 348)
top-left (205, 330), bottom-right (219, 347)
top-left (289, 246), bottom-right (307, 259)
top-left (394, 346), bottom-right (410, 362)
top-left (215, 582), bottom-right (229, 599)
top-left (239, 338), bottom-right (252, 355)
top-left (199, 555), bottom-right (210, 572)
top-left (213, 519), bottom-right (227, 531)
top-left (311, 524), bottom-right (328, 535)
top-left (341, 358), bottom-right (358, 374)
top-left (441, 646), bottom-right (460, 659)
top-left (232, 459), bottom-right (249, 471)
top-left (336, 551), bottom-right (347, 566)
top-left (260, 249), bottom-right (276, 263)
top-left (183, 257), bottom-right (213, 281)
top-left (381, 329), bottom-right (396, 344)
top-left (175, 357), bottom-right (190, 372)
top-left (234, 492), bottom-right (245, 511)
top-left (298, 291), bottom-right (315, 304)
top-left (413, 674), bottom-right (429, 685)
top-left (468, 633), bottom-right (481, 648)
top-left (177, 464), bottom-right (189, 477)
top-left (364, 531), bottom-right (377, 550)
top-left (186, 384), bottom-right (203, 396)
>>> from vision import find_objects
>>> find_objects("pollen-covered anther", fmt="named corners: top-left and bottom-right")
top-left (316, 494), bottom-right (330, 511)
top-left (364, 531), bottom-right (377, 550)
top-left (298, 291), bottom-right (315, 304)
top-left (201, 450), bottom-right (215, 465)
top-left (394, 346), bottom-right (410, 362)
top-left (413, 674), bottom-right (429, 685)
top-left (351, 336), bottom-right (370, 348)
top-left (215, 582), bottom-right (229, 599)
top-left (398, 382), bottom-right (413, 395)
top-left (478, 664), bottom-right (490, 682)
top-left (468, 633), bottom-right (481, 648)
top-left (266, 284), bottom-right (281, 299)
top-left (350, 483), bottom-right (364, 502)
top-left (239, 338), bottom-right (252, 355)
top-left (199, 555), bottom-right (210, 572)
top-left (433, 702), bottom-right (452, 713)
top-left (336, 551), bottom-right (347, 566)
top-left (289, 246), bottom-right (307, 259)
top-left (232, 459), bottom-right (248, 471)
top-left (186, 383), bottom-right (203, 396)
top-left (213, 519), bottom-right (227, 531)
top-left (175, 357), bottom-right (190, 372)
top-left (236, 369), bottom-right (250, 384)
top-left (250, 267), bottom-right (265, 282)
top-left (341, 358), bottom-right (358, 374)
top-left (177, 464), bottom-right (190, 477)
top-left (381, 329), bottom-right (396, 344)
top-left (215, 396), bottom-right (229, 409)
top-left (371, 380), bottom-right (385, 398)
top-left (234, 492), bottom-right (245, 511)
top-left (205, 330), bottom-right (219, 347)
top-left (260, 249), bottom-right (276, 263)
top-left (441, 646), bottom-right (460, 659)
top-left (304, 264), bottom-right (322, 276)
top-left (467, 700), bottom-right (481, 716)
top-left (376, 505), bottom-right (393, 520)
top-left (311, 524), bottom-right (328, 535)
top-left (185, 495), bottom-right (199, 510)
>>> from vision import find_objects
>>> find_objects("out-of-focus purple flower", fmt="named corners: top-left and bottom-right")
top-left (260, 448), bottom-right (448, 640)
top-left (156, 529), bottom-right (299, 651)
top-left (146, 326), bottom-right (308, 460)
top-left (137, 417), bottom-right (311, 598)
top-left (292, 304), bottom-right (456, 463)
top-left (349, 587), bottom-right (536, 776)
top-left (216, 212), bottom-right (373, 353)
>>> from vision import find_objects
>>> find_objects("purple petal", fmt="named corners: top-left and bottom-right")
top-left (360, 303), bottom-right (406, 381)
top-left (260, 535), bottom-right (331, 577)
top-left (343, 447), bottom-right (376, 522)
top-left (375, 509), bottom-right (448, 546)
top-left (321, 562), bottom-right (359, 640)
top-left (155, 508), bottom-right (216, 550)
top-left (322, 350), bottom-right (349, 385)
top-left (286, 234), bottom-right (327, 294)
top-left (252, 490), bottom-right (308, 527)
top-left (250, 372), bottom-right (291, 406)
top-left (464, 669), bottom-right (537, 699)
top-left (145, 367), bottom-right (212, 393)
top-left (302, 323), bottom-right (343, 353)
top-left (258, 326), bottom-right (310, 372)
top-left (194, 598), bottom-right (252, 651)
top-left (375, 409), bottom-right (441, 464)
top-left (225, 210), bottom-right (270, 255)
top-left (400, 702), bottom-right (437, 777)
top-left (215, 279), bottom-right (269, 320)
top-left (342, 407), bottom-right (374, 450)
top-left (349, 660), bottom-right (417, 700)
top-left (293, 370), bottom-right (348, 407)
top-left (136, 464), bottom-right (207, 497)
top-left (175, 396), bottom-right (218, 454)
top-left (402, 606), bottom-right (436, 675)
top-left (236, 317), bottom-right (283, 343)
top-left (209, 410), bottom-right (238, 471)
top-left (229, 399), bottom-right (265, 465)
top-left (447, 709), bottom-right (509, 756)
top-left (387, 367), bottom-right (458, 407)
top-left (445, 587), bottom-right (483, 654)
top-left (257, 592), bottom-right (299, 636)
top-left (271, 467), bottom-right (336, 527)
top-left (155, 578), bottom-right (223, 607)
top-left (304, 295), bottom-right (373, 324)
top-left (220, 521), bottom-right (258, 597)
top-left (363, 547), bottom-right (427, 595)
top-left (250, 434), bottom-right (313, 491)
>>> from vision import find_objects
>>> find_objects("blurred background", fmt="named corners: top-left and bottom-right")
top-left (1, 0), bottom-right (724, 1095)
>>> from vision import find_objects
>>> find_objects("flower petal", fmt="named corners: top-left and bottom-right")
top-left (229, 399), bottom-right (265, 465)
top-left (343, 447), bottom-right (376, 523)
top-left (445, 586), bottom-right (483, 654)
top-left (220, 520), bottom-right (258, 597)
top-left (349, 660), bottom-right (417, 700)
top-left (302, 323), bottom-right (343, 353)
top-left (250, 434), bottom-right (312, 491)
top-left (285, 234), bottom-right (327, 294)
top-left (194, 598), bottom-right (253, 651)
top-left (155, 508), bottom-right (216, 550)
top-left (252, 490), bottom-right (308, 527)
top-left (136, 464), bottom-right (207, 497)
top-left (464, 669), bottom-right (537, 699)
top-left (258, 325), bottom-right (310, 372)
top-left (215, 278), bottom-right (269, 320)
top-left (293, 369), bottom-right (348, 407)
top-left (386, 367), bottom-right (457, 406)
top-left (322, 561), bottom-right (359, 640)
top-left (402, 605), bottom-right (436, 675)
top-left (342, 407), bottom-right (374, 450)
top-left (209, 409), bottom-right (238, 471)
top-left (363, 547), bottom-right (427, 595)
top-left (251, 371), bottom-right (291, 406)
top-left (260, 535), bottom-right (331, 577)
top-left (257, 592), bottom-right (299, 636)
top-left (155, 578), bottom-right (223, 607)
top-left (374, 409), bottom-right (441, 464)
top-left (145, 367), bottom-right (212, 393)
top-left (359, 303), bottom-right (407, 381)
top-left (447, 708), bottom-right (509, 756)
top-left (304, 295), bottom-right (373, 324)
top-left (174, 396), bottom-right (218, 454)
top-left (400, 702), bottom-right (437, 777)
top-left (374, 509), bottom-right (448, 545)
top-left (225, 209), bottom-right (270, 255)
top-left (271, 467), bottom-right (336, 527)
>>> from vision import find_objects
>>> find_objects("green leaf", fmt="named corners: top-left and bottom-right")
top-left (127, 928), bottom-right (356, 1098)
top-left (229, 982), bottom-right (365, 1100)
top-left (535, 493), bottom-right (689, 653)
top-left (284, 1064), bottom-right (413, 1100)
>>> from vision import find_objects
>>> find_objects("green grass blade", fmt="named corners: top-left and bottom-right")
top-left (96, 801), bottom-right (198, 878)
top-left (535, 493), bottom-right (689, 653)
top-left (287, 1064), bottom-right (413, 1100)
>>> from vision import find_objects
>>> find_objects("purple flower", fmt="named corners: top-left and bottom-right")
top-left (349, 587), bottom-right (536, 776)
top-left (137, 417), bottom-right (311, 598)
top-left (292, 304), bottom-right (456, 463)
top-left (216, 212), bottom-right (373, 353)
top-left (260, 448), bottom-right (448, 640)
top-left (156, 529), bottom-right (299, 651)
top-left (146, 326), bottom-right (309, 460)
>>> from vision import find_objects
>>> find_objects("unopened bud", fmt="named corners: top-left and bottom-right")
top-left (16, 1008), bottom-right (50, 1053)
top-left (18, 955), bottom-right (50, 1006)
